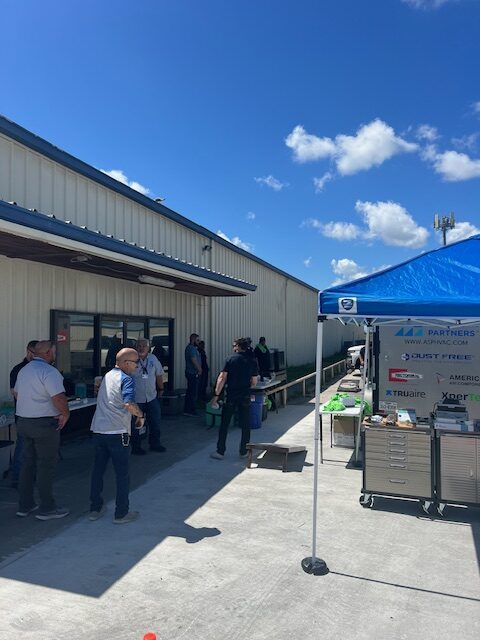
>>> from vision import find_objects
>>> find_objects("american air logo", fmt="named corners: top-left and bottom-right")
top-left (388, 368), bottom-right (423, 383)
top-left (338, 297), bottom-right (357, 314)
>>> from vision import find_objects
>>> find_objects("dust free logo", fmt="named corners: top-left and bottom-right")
top-left (338, 297), bottom-right (357, 314)
top-left (388, 368), bottom-right (423, 383)
top-left (395, 327), bottom-right (423, 337)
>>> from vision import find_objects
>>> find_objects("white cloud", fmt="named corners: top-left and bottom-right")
top-left (285, 119), bottom-right (417, 175)
top-left (438, 221), bottom-right (480, 244)
top-left (330, 258), bottom-right (369, 285)
top-left (431, 150), bottom-right (480, 181)
top-left (246, 211), bottom-right (256, 221)
top-left (473, 101), bottom-right (480, 116)
top-left (402, 0), bottom-right (454, 9)
top-left (303, 257), bottom-right (312, 268)
top-left (285, 126), bottom-right (336, 162)
top-left (322, 221), bottom-right (362, 241)
top-left (254, 175), bottom-right (288, 191)
top-left (313, 172), bottom-right (333, 192)
top-left (216, 230), bottom-right (253, 252)
top-left (335, 120), bottom-right (418, 175)
top-left (301, 218), bottom-right (322, 230)
top-left (451, 133), bottom-right (479, 152)
top-left (355, 200), bottom-right (429, 248)
top-left (101, 169), bottom-right (150, 196)
top-left (416, 124), bottom-right (439, 142)
top-left (330, 258), bottom-right (389, 286)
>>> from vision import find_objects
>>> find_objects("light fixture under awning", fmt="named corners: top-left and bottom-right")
top-left (138, 275), bottom-right (176, 288)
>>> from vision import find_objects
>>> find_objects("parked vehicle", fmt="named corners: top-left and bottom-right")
top-left (346, 344), bottom-right (364, 370)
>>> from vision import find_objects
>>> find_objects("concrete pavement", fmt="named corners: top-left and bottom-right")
top-left (0, 396), bottom-right (479, 640)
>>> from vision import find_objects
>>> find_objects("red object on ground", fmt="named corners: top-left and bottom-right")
top-left (143, 634), bottom-right (156, 640)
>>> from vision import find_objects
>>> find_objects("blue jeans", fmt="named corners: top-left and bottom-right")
top-left (184, 372), bottom-right (199, 414)
top-left (90, 433), bottom-right (130, 519)
top-left (131, 398), bottom-right (162, 449)
top-left (11, 432), bottom-right (24, 483)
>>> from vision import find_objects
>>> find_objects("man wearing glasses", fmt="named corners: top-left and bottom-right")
top-left (89, 348), bottom-right (145, 524)
top-left (8, 340), bottom-right (39, 488)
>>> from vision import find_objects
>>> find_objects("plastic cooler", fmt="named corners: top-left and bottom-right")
top-left (250, 393), bottom-right (264, 429)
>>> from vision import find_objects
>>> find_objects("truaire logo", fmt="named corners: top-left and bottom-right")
top-left (395, 327), bottom-right (423, 337)
top-left (385, 389), bottom-right (426, 398)
top-left (388, 368), bottom-right (423, 383)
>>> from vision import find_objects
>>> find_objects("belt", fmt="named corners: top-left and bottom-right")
top-left (17, 415), bottom-right (56, 421)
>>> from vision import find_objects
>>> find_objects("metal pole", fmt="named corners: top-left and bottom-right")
top-left (301, 317), bottom-right (329, 575)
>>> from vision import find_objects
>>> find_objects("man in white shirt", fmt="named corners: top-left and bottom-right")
top-left (130, 338), bottom-right (165, 455)
top-left (89, 348), bottom-right (145, 524)
top-left (14, 340), bottom-right (70, 520)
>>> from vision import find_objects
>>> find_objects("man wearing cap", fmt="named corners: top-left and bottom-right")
top-left (14, 340), bottom-right (70, 520)
top-left (130, 338), bottom-right (165, 455)
top-left (89, 347), bottom-right (145, 524)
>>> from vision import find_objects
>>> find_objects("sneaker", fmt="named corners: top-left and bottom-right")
top-left (113, 511), bottom-right (139, 524)
top-left (88, 505), bottom-right (107, 521)
top-left (16, 505), bottom-right (39, 517)
top-left (150, 444), bottom-right (166, 452)
top-left (239, 452), bottom-right (249, 459)
top-left (210, 451), bottom-right (224, 460)
top-left (131, 447), bottom-right (147, 456)
top-left (35, 507), bottom-right (70, 521)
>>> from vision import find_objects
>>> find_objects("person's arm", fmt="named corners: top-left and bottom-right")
top-left (51, 392), bottom-right (70, 430)
top-left (210, 371), bottom-right (228, 408)
top-left (121, 374), bottom-right (145, 427)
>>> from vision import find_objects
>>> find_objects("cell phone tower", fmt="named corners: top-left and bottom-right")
top-left (433, 212), bottom-right (455, 246)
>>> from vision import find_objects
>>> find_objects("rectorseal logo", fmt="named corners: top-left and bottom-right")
top-left (338, 297), bottom-right (357, 314)
top-left (388, 368), bottom-right (423, 383)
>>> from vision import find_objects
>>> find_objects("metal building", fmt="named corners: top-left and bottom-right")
top-left (0, 115), bottom-right (328, 398)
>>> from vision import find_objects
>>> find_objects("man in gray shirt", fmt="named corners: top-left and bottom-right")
top-left (89, 348), bottom-right (145, 524)
top-left (14, 340), bottom-right (70, 520)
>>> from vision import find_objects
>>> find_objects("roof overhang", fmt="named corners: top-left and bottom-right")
top-left (0, 201), bottom-right (257, 297)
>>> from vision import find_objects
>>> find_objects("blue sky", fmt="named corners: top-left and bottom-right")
top-left (2, 0), bottom-right (480, 289)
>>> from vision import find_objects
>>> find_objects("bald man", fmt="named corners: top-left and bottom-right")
top-left (14, 340), bottom-right (70, 520)
top-left (89, 348), bottom-right (145, 524)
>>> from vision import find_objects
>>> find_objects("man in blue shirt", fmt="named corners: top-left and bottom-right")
top-left (89, 348), bottom-right (145, 524)
top-left (130, 338), bottom-right (165, 455)
top-left (183, 333), bottom-right (202, 417)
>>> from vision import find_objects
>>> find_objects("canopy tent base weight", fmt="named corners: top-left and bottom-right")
top-left (301, 557), bottom-right (329, 576)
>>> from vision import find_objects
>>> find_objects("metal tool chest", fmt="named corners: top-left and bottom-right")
top-left (360, 426), bottom-right (434, 512)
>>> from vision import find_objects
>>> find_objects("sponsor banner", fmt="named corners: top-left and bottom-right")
top-left (378, 324), bottom-right (480, 419)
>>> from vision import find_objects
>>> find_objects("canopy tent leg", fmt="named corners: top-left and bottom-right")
top-left (301, 316), bottom-right (329, 576)
top-left (354, 321), bottom-right (372, 465)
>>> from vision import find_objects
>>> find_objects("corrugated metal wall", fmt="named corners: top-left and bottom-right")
top-left (0, 131), bottom-right (361, 399)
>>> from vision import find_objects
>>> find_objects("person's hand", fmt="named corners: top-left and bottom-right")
top-left (135, 416), bottom-right (145, 429)
top-left (210, 397), bottom-right (219, 409)
top-left (56, 414), bottom-right (69, 431)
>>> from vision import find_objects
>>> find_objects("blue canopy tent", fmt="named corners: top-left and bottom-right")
top-left (303, 234), bottom-right (480, 575)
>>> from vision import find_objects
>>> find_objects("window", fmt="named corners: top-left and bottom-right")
top-left (51, 311), bottom-right (174, 394)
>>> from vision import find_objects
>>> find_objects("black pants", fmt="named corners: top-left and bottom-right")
top-left (216, 396), bottom-right (251, 456)
top-left (90, 433), bottom-right (130, 519)
top-left (17, 416), bottom-right (60, 513)
top-left (184, 372), bottom-right (199, 414)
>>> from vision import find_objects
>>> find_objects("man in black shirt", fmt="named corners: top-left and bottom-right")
top-left (9, 340), bottom-right (38, 487)
top-left (210, 337), bottom-right (258, 460)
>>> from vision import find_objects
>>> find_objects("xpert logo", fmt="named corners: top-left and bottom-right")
top-left (388, 368), bottom-right (423, 383)
top-left (395, 327), bottom-right (423, 337)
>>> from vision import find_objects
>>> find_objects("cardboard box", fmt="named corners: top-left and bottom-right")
top-left (333, 416), bottom-right (355, 448)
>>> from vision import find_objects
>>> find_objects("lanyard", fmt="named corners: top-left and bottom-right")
top-left (139, 357), bottom-right (149, 376)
